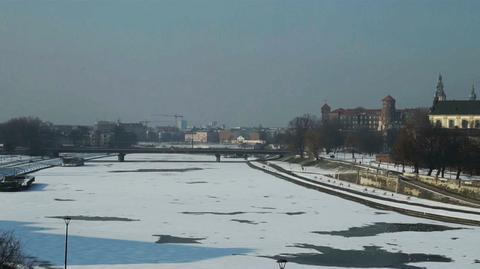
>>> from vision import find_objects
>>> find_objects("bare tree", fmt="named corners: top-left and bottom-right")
top-left (0, 231), bottom-right (32, 269)
top-left (320, 120), bottom-right (343, 154)
top-left (287, 114), bottom-right (316, 158)
top-left (344, 131), bottom-right (360, 158)
top-left (357, 129), bottom-right (383, 155)
top-left (306, 120), bottom-right (322, 160)
top-left (0, 117), bottom-right (54, 155)
top-left (392, 109), bottom-right (432, 174)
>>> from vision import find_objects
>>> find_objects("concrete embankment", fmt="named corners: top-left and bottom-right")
top-left (279, 156), bottom-right (480, 208)
top-left (247, 161), bottom-right (480, 226)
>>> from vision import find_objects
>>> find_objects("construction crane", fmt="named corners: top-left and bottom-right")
top-left (157, 114), bottom-right (184, 122)
top-left (153, 114), bottom-right (184, 127)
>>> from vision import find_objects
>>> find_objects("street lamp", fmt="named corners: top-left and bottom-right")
top-left (276, 259), bottom-right (288, 269)
top-left (64, 217), bottom-right (71, 269)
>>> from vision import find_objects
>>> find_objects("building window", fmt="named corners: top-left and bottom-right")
top-left (461, 120), bottom-right (469, 129)
top-left (448, 120), bottom-right (455, 128)
top-left (435, 120), bottom-right (442, 127)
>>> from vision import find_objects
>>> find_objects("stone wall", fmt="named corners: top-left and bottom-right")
top-left (359, 172), bottom-right (398, 192)
top-left (404, 173), bottom-right (480, 201)
top-left (356, 171), bottom-right (475, 206)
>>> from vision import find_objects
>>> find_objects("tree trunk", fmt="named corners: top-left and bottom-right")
top-left (427, 168), bottom-right (433, 176)
top-left (456, 168), bottom-right (461, 180)
top-left (441, 167), bottom-right (445, 178)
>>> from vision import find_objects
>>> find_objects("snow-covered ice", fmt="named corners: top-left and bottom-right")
top-left (0, 154), bottom-right (479, 269)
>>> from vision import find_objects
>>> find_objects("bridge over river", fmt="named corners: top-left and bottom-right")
top-left (48, 147), bottom-right (292, 162)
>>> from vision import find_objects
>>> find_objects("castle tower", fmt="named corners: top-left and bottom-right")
top-left (469, 83), bottom-right (477, 101)
top-left (321, 103), bottom-right (331, 122)
top-left (434, 74), bottom-right (447, 103)
top-left (381, 95), bottom-right (396, 130)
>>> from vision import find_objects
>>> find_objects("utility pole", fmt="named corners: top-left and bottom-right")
top-left (64, 217), bottom-right (71, 269)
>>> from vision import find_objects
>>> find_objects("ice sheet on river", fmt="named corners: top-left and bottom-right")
top-left (0, 154), bottom-right (479, 269)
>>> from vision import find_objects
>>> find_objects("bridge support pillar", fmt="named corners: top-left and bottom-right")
top-left (118, 153), bottom-right (126, 162)
top-left (215, 153), bottom-right (221, 162)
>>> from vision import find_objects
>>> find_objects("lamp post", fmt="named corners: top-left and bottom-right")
top-left (276, 259), bottom-right (287, 269)
top-left (64, 217), bottom-right (71, 269)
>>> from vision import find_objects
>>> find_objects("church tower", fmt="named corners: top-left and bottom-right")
top-left (381, 95), bottom-right (395, 130)
top-left (434, 74), bottom-right (447, 103)
top-left (321, 103), bottom-right (331, 122)
top-left (469, 83), bottom-right (477, 101)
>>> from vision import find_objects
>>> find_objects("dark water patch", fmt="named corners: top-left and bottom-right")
top-left (26, 183), bottom-right (48, 192)
top-left (267, 244), bottom-right (451, 269)
top-left (284, 211), bottom-right (305, 216)
top-left (474, 259), bottom-right (480, 263)
top-left (0, 220), bottom-right (250, 266)
top-left (231, 219), bottom-right (258, 225)
top-left (375, 211), bottom-right (389, 215)
top-left (386, 243), bottom-right (398, 246)
top-left (251, 206), bottom-right (276, 210)
top-left (109, 168), bottom-right (203, 173)
top-left (54, 198), bottom-right (75, 202)
top-left (181, 211), bottom-right (271, 215)
top-left (186, 181), bottom-right (208, 184)
top-left (182, 211), bottom-right (245, 215)
top-left (313, 222), bottom-right (464, 237)
top-left (154, 235), bottom-right (205, 244)
top-left (47, 216), bottom-right (139, 222)
top-left (451, 237), bottom-right (459, 240)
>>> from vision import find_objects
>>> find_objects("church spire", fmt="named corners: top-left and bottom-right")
top-left (470, 82), bottom-right (477, 101)
top-left (434, 73), bottom-right (446, 102)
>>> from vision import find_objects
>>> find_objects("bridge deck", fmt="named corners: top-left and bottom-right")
top-left (49, 147), bottom-right (291, 155)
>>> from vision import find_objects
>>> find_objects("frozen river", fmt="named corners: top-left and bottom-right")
top-left (1, 154), bottom-right (479, 269)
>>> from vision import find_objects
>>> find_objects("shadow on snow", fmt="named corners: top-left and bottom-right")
top-left (0, 221), bottom-right (251, 266)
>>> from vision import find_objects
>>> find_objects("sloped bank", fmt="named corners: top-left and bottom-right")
top-left (247, 161), bottom-right (480, 226)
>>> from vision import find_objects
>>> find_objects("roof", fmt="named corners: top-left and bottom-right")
top-left (382, 95), bottom-right (395, 101)
top-left (331, 107), bottom-right (380, 116)
top-left (430, 100), bottom-right (480, 115)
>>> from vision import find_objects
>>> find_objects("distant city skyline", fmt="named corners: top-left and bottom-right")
top-left (1, 0), bottom-right (480, 127)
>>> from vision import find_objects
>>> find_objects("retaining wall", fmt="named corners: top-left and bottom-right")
top-left (405, 173), bottom-right (480, 201)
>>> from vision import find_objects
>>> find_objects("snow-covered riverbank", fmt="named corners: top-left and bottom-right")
top-left (250, 160), bottom-right (480, 225)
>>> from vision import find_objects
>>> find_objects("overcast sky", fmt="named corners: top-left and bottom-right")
top-left (1, 0), bottom-right (480, 127)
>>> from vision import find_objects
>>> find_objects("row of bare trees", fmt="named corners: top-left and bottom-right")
top-left (0, 117), bottom-right (139, 154)
top-left (392, 111), bottom-right (480, 179)
top-left (285, 112), bottom-right (480, 179)
top-left (0, 117), bottom-right (55, 155)
top-left (286, 114), bottom-right (383, 159)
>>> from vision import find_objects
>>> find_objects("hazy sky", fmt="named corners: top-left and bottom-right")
top-left (1, 0), bottom-right (480, 127)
